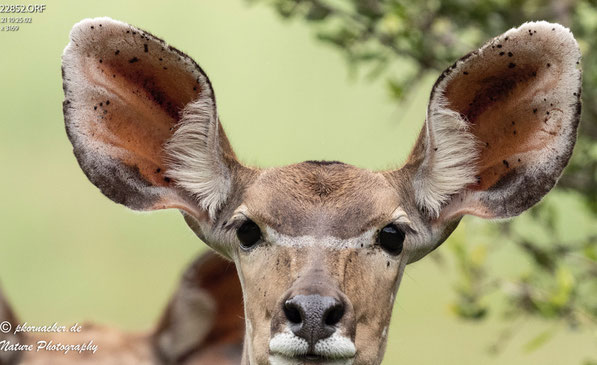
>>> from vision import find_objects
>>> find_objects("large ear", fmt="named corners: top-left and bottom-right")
top-left (62, 17), bottom-right (247, 220)
top-left (0, 285), bottom-right (24, 365)
top-left (400, 22), bottom-right (581, 224)
top-left (152, 251), bottom-right (244, 364)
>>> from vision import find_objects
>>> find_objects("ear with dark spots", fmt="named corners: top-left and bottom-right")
top-left (0, 285), bottom-right (24, 365)
top-left (62, 17), bottom-right (249, 220)
top-left (152, 251), bottom-right (244, 364)
top-left (398, 21), bottom-right (581, 222)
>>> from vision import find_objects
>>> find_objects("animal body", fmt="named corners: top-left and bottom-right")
top-left (56, 17), bottom-right (581, 365)
top-left (0, 251), bottom-right (244, 365)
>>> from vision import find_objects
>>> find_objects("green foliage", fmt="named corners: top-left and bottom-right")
top-left (523, 328), bottom-right (557, 353)
top-left (250, 0), bottom-right (597, 357)
top-left (449, 238), bottom-right (489, 320)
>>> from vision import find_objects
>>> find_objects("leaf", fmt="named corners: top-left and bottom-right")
top-left (470, 244), bottom-right (487, 267)
top-left (387, 79), bottom-right (404, 100)
top-left (550, 266), bottom-right (575, 309)
top-left (306, 3), bottom-right (331, 21)
top-left (522, 328), bottom-right (556, 353)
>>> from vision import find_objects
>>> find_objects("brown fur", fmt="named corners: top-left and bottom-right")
top-left (246, 163), bottom-right (399, 238)
top-left (61, 19), bottom-right (581, 365)
top-left (403, 22), bottom-right (582, 221)
top-left (0, 252), bottom-right (243, 365)
top-left (231, 162), bottom-right (406, 364)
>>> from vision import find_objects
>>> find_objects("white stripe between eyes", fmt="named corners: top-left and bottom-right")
top-left (264, 227), bottom-right (377, 249)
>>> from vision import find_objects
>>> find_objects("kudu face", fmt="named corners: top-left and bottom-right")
top-left (62, 18), bottom-right (581, 365)
top-left (233, 164), bottom-right (409, 364)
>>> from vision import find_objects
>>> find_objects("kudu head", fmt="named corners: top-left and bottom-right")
top-left (61, 18), bottom-right (581, 365)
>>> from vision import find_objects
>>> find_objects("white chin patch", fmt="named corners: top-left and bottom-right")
top-left (269, 355), bottom-right (355, 365)
top-left (269, 330), bottom-right (356, 364)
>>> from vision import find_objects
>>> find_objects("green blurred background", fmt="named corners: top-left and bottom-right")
top-left (0, 0), bottom-right (595, 364)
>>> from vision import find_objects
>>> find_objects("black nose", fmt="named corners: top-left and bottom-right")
top-left (283, 294), bottom-right (345, 346)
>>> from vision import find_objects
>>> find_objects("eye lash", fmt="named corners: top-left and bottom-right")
top-left (222, 216), bottom-right (246, 231)
top-left (388, 206), bottom-right (416, 235)
top-left (394, 222), bottom-right (416, 235)
top-left (223, 204), bottom-right (255, 232)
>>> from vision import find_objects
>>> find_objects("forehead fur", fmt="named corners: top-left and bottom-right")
top-left (244, 161), bottom-right (400, 239)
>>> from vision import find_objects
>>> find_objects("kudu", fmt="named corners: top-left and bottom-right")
top-left (59, 17), bottom-right (581, 365)
top-left (0, 251), bottom-right (244, 365)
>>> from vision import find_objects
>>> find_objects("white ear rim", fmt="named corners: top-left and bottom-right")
top-left (62, 17), bottom-right (233, 215)
top-left (413, 21), bottom-right (581, 219)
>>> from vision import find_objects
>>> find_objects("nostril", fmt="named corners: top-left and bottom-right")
top-left (324, 303), bottom-right (345, 326)
top-left (284, 300), bottom-right (302, 324)
top-left (284, 295), bottom-right (346, 345)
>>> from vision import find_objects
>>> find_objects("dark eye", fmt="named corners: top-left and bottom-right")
top-left (237, 219), bottom-right (261, 249)
top-left (378, 224), bottom-right (405, 255)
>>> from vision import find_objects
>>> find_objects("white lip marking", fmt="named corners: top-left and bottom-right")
top-left (269, 355), bottom-right (355, 365)
top-left (269, 330), bottom-right (356, 360)
top-left (313, 331), bottom-right (357, 358)
top-left (269, 355), bottom-right (302, 365)
top-left (265, 227), bottom-right (376, 249)
top-left (269, 329), bottom-right (309, 357)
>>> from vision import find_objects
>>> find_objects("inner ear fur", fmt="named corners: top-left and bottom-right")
top-left (62, 17), bottom-right (243, 219)
top-left (403, 21), bottom-right (581, 221)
